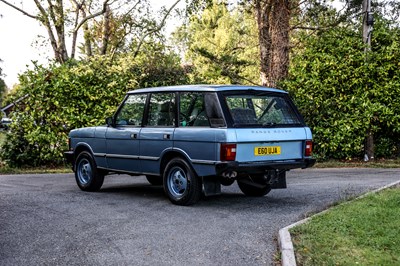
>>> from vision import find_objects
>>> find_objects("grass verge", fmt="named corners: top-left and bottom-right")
top-left (0, 164), bottom-right (71, 175)
top-left (315, 158), bottom-right (400, 168)
top-left (290, 186), bottom-right (400, 265)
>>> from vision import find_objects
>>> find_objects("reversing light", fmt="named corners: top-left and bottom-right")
top-left (220, 143), bottom-right (237, 161)
top-left (305, 140), bottom-right (313, 157)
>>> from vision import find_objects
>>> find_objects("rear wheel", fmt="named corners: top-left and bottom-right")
top-left (163, 158), bottom-right (202, 206)
top-left (237, 175), bottom-right (271, 197)
top-left (75, 151), bottom-right (104, 192)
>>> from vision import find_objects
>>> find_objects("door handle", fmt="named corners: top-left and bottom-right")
top-left (163, 134), bottom-right (170, 140)
top-left (130, 133), bottom-right (137, 139)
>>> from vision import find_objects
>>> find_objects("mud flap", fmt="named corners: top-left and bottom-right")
top-left (269, 171), bottom-right (287, 189)
top-left (202, 176), bottom-right (221, 196)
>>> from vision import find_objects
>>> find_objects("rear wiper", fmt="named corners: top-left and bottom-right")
top-left (262, 122), bottom-right (277, 127)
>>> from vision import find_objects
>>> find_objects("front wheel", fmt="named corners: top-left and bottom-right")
top-left (75, 151), bottom-right (104, 192)
top-left (163, 158), bottom-right (202, 206)
top-left (237, 176), bottom-right (271, 197)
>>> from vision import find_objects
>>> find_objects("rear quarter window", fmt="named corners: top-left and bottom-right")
top-left (179, 92), bottom-right (226, 128)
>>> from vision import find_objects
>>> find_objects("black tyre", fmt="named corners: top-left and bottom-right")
top-left (146, 175), bottom-right (163, 186)
top-left (237, 176), bottom-right (271, 197)
top-left (163, 158), bottom-right (202, 206)
top-left (74, 151), bottom-right (104, 192)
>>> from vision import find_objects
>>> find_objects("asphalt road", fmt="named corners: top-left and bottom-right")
top-left (1, 168), bottom-right (399, 266)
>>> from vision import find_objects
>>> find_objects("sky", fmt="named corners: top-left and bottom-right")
top-left (0, 1), bottom-right (183, 89)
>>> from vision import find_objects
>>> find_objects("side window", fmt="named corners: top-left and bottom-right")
top-left (147, 93), bottom-right (176, 127)
top-left (179, 92), bottom-right (210, 127)
top-left (115, 94), bottom-right (146, 126)
top-left (204, 93), bottom-right (226, 127)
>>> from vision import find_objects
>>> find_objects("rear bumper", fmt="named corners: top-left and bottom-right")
top-left (215, 158), bottom-right (316, 175)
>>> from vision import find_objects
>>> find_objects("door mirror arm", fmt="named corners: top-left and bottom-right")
top-left (106, 117), bottom-right (115, 127)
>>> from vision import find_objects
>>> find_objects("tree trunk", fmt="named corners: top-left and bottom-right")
top-left (362, 0), bottom-right (374, 161)
top-left (34, 0), bottom-right (66, 63)
top-left (54, 0), bottom-right (69, 63)
top-left (255, 0), bottom-right (271, 86)
top-left (365, 127), bottom-right (375, 161)
top-left (82, 8), bottom-right (93, 57)
top-left (254, 0), bottom-right (290, 88)
top-left (100, 4), bottom-right (111, 55)
top-left (71, 3), bottom-right (80, 59)
top-left (268, 0), bottom-right (290, 87)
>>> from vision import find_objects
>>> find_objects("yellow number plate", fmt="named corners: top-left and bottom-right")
top-left (254, 146), bottom-right (281, 156)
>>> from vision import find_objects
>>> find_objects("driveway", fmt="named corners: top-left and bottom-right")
top-left (0, 168), bottom-right (399, 265)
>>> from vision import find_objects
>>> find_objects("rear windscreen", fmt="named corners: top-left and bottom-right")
top-left (224, 93), bottom-right (302, 127)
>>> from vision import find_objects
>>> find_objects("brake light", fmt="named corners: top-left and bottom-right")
top-left (305, 140), bottom-right (313, 156)
top-left (220, 143), bottom-right (237, 161)
top-left (68, 138), bottom-right (73, 151)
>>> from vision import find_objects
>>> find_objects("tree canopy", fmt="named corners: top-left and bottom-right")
top-left (173, 0), bottom-right (259, 84)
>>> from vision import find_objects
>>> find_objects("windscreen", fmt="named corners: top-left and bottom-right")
top-left (225, 93), bottom-right (302, 127)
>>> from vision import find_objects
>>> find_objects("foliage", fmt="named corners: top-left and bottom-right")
top-left (173, 0), bottom-right (259, 85)
top-left (282, 15), bottom-right (400, 159)
top-left (0, 131), bottom-right (5, 146)
top-left (0, 49), bottom-right (189, 167)
top-left (0, 1), bottom-right (180, 63)
top-left (291, 188), bottom-right (400, 265)
top-left (78, 1), bottom-right (169, 57)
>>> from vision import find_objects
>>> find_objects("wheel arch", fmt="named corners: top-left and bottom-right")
top-left (72, 143), bottom-right (95, 170)
top-left (159, 149), bottom-right (195, 176)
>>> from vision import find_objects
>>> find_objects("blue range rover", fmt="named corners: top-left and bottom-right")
top-left (65, 85), bottom-right (315, 205)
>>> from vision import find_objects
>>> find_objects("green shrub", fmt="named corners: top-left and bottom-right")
top-left (0, 52), bottom-right (189, 167)
top-left (282, 17), bottom-right (400, 160)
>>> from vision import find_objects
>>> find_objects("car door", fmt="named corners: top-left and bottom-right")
top-left (139, 92), bottom-right (176, 175)
top-left (105, 93), bottom-right (147, 173)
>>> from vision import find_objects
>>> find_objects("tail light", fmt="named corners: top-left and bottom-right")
top-left (68, 138), bottom-right (72, 151)
top-left (220, 143), bottom-right (237, 161)
top-left (305, 140), bottom-right (313, 157)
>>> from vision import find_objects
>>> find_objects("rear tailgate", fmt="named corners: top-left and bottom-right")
top-left (233, 128), bottom-right (310, 162)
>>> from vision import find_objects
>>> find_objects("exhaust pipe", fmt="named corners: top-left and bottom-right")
top-left (222, 171), bottom-right (237, 179)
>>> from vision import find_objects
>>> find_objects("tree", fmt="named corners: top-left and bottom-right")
top-left (252, 0), bottom-right (366, 87)
top-left (0, 0), bottom-right (181, 62)
top-left (253, 0), bottom-right (290, 87)
top-left (174, 0), bottom-right (259, 84)
top-left (0, 0), bottom-right (112, 63)
top-left (281, 11), bottom-right (400, 160)
top-left (79, 0), bottom-right (182, 58)
top-left (183, 0), bottom-right (362, 87)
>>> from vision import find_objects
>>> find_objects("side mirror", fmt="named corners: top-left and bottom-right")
top-left (106, 117), bottom-right (114, 127)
